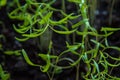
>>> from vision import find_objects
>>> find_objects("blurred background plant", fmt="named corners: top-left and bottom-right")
top-left (0, 0), bottom-right (7, 7)
top-left (0, 65), bottom-right (10, 80)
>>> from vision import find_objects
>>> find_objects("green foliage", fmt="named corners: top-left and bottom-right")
top-left (3, 0), bottom-right (120, 80)
top-left (0, 65), bottom-right (10, 80)
top-left (21, 42), bottom-right (58, 73)
top-left (4, 50), bottom-right (21, 56)
top-left (0, 0), bottom-right (7, 7)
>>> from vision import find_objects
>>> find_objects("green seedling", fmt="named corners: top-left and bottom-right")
top-left (7, 0), bottom-right (120, 80)
top-left (22, 41), bottom-right (58, 73)
top-left (4, 50), bottom-right (21, 56)
top-left (0, 65), bottom-right (10, 80)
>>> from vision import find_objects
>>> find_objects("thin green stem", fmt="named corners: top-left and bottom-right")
top-left (109, 0), bottom-right (115, 25)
